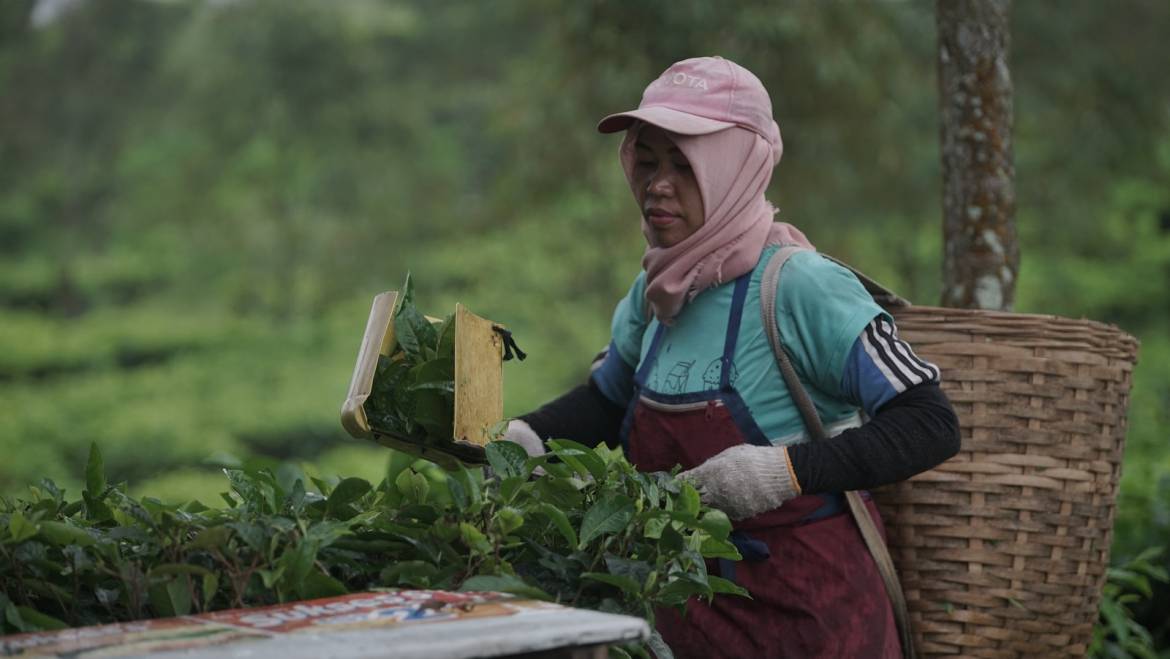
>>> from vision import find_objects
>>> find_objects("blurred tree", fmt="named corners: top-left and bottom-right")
top-left (937, 0), bottom-right (1018, 310)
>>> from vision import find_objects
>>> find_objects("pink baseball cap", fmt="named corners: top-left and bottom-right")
top-left (597, 56), bottom-right (783, 163)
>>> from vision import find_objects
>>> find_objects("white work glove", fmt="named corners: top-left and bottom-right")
top-left (679, 444), bottom-right (800, 521)
top-left (503, 419), bottom-right (546, 458)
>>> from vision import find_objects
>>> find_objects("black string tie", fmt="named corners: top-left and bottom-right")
top-left (493, 326), bottom-right (527, 362)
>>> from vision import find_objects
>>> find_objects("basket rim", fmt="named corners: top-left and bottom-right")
top-left (894, 305), bottom-right (1140, 347)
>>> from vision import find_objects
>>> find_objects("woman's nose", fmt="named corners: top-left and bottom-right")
top-left (647, 168), bottom-right (675, 196)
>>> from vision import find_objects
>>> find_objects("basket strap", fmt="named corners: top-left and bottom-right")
top-left (761, 245), bottom-right (916, 659)
top-left (819, 253), bottom-right (912, 310)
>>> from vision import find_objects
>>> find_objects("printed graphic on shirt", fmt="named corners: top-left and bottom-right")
top-left (662, 360), bottom-right (696, 394)
top-left (701, 358), bottom-right (738, 390)
top-left (859, 317), bottom-right (940, 393)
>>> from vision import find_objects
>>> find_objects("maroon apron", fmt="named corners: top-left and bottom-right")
top-left (621, 274), bottom-right (901, 659)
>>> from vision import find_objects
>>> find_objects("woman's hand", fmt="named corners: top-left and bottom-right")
top-left (679, 444), bottom-right (800, 520)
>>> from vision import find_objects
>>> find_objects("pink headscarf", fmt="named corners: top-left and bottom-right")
top-left (621, 123), bottom-right (814, 323)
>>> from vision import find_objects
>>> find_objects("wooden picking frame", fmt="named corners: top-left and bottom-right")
top-left (340, 291), bottom-right (505, 469)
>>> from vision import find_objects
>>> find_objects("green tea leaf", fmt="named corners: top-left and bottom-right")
top-left (460, 574), bottom-right (551, 601)
top-left (677, 481), bottom-right (701, 519)
top-left (381, 561), bottom-right (439, 588)
top-left (547, 440), bottom-right (607, 482)
top-left (707, 576), bottom-right (749, 598)
top-left (396, 470), bottom-right (430, 504)
top-left (579, 494), bottom-right (635, 549)
top-left (277, 541), bottom-right (319, 594)
top-left (695, 510), bottom-right (732, 539)
top-left (13, 606), bottom-right (67, 631)
top-left (604, 556), bottom-right (652, 584)
top-left (395, 303), bottom-right (438, 363)
top-left (38, 520), bottom-right (96, 547)
top-left (486, 441), bottom-right (530, 481)
top-left (537, 503), bottom-right (578, 548)
top-left (400, 272), bottom-right (416, 306)
top-left (494, 506), bottom-right (525, 535)
top-left (328, 478), bottom-right (372, 513)
top-left (698, 537), bottom-right (741, 560)
top-left (411, 388), bottom-right (452, 440)
top-left (148, 578), bottom-right (192, 618)
top-left (435, 313), bottom-right (456, 359)
top-left (458, 522), bottom-right (492, 554)
top-left (1100, 596), bottom-right (1130, 644)
top-left (201, 573), bottom-right (219, 611)
top-left (85, 442), bottom-right (106, 496)
top-left (647, 631), bottom-right (676, 659)
top-left (452, 465), bottom-right (483, 508)
top-left (8, 511), bottom-right (39, 543)
top-left (643, 514), bottom-right (669, 540)
top-left (582, 572), bottom-right (641, 595)
top-left (300, 570), bottom-right (349, 600)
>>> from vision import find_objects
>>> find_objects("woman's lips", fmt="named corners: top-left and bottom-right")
top-left (645, 210), bottom-right (680, 229)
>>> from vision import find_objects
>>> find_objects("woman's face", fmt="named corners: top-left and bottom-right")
top-left (630, 125), bottom-right (705, 248)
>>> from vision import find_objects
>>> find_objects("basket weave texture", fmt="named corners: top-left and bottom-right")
top-left (877, 306), bottom-right (1139, 658)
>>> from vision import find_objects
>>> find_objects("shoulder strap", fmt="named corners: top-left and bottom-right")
top-left (819, 253), bottom-right (912, 310)
top-left (761, 246), bottom-right (917, 659)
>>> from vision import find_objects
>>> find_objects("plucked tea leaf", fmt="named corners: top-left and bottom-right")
top-left (435, 313), bottom-right (456, 359)
top-left (395, 303), bottom-right (438, 363)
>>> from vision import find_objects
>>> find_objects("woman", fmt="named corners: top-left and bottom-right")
top-left (506, 56), bottom-right (960, 658)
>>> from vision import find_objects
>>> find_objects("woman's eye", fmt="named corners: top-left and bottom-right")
top-left (674, 162), bottom-right (692, 171)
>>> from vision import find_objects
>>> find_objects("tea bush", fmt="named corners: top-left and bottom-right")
top-left (0, 441), bottom-right (745, 658)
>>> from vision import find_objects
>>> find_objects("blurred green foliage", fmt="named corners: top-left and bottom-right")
top-left (1, 0), bottom-right (1169, 646)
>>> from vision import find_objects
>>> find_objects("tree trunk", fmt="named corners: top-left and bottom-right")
top-left (937, 0), bottom-right (1018, 310)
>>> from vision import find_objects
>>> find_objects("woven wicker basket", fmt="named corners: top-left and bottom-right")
top-left (876, 306), bottom-right (1139, 658)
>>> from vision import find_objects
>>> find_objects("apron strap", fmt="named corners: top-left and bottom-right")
top-left (720, 274), bottom-right (752, 390)
top-left (633, 323), bottom-right (666, 388)
top-left (761, 245), bottom-right (918, 659)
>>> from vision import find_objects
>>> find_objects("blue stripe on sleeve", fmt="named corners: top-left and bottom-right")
top-left (591, 341), bottom-right (636, 407)
top-left (841, 336), bottom-right (902, 416)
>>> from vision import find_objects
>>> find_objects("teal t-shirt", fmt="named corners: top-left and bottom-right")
top-left (598, 246), bottom-right (887, 445)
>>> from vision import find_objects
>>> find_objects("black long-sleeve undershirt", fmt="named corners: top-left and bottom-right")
top-left (519, 379), bottom-right (961, 493)
top-left (520, 379), bottom-right (625, 450)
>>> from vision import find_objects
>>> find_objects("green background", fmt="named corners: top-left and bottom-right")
top-left (1, 0), bottom-right (1168, 644)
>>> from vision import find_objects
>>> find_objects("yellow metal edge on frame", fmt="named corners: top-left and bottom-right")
top-left (340, 291), bottom-right (402, 439)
